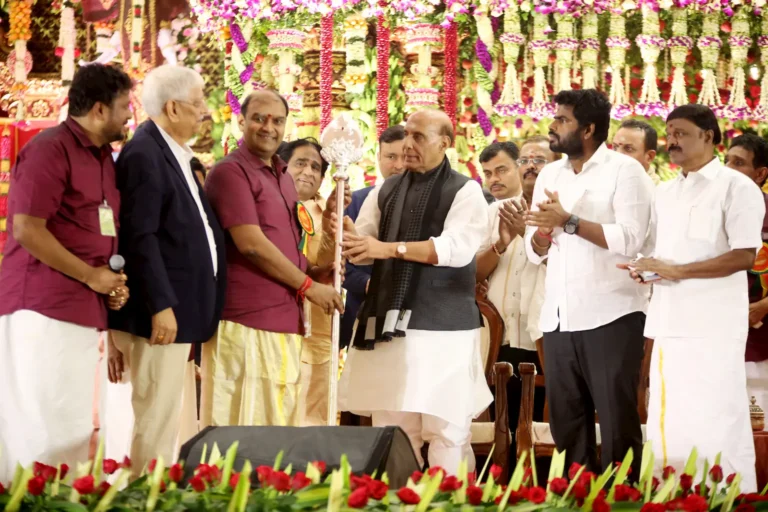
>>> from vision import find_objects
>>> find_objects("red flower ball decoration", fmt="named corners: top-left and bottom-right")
top-left (348, 486), bottom-right (370, 508)
top-left (169, 463), bottom-right (183, 483)
top-left (27, 475), bottom-right (45, 496)
top-left (397, 487), bottom-right (421, 505)
top-left (467, 485), bottom-right (483, 505)
top-left (73, 475), bottom-right (95, 495)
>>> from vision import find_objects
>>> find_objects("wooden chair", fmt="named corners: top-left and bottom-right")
top-left (515, 338), bottom-right (654, 464)
top-left (467, 292), bottom-right (514, 480)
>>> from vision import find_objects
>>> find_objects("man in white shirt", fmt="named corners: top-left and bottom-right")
top-left (340, 109), bottom-right (492, 473)
top-left (612, 119), bottom-right (661, 185)
top-left (108, 65), bottom-right (226, 471)
top-left (476, 139), bottom-right (559, 457)
top-left (524, 89), bottom-right (654, 475)
top-left (624, 105), bottom-right (762, 491)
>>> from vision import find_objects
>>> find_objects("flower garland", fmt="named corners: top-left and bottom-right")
top-left (756, 12), bottom-right (768, 121)
top-left (580, 11), bottom-right (600, 90)
top-left (405, 24), bottom-right (441, 110)
top-left (496, 1), bottom-right (525, 117)
top-left (169, 16), bottom-right (203, 71)
top-left (696, 12), bottom-right (723, 111)
top-left (723, 7), bottom-right (751, 121)
top-left (635, 4), bottom-right (667, 118)
top-left (474, 9), bottom-right (497, 146)
top-left (222, 21), bottom-right (258, 152)
top-left (444, 21), bottom-right (458, 128)
top-left (526, 12), bottom-right (554, 120)
top-left (667, 7), bottom-right (692, 109)
top-left (131, 0), bottom-right (147, 73)
top-left (606, 12), bottom-right (632, 119)
top-left (344, 15), bottom-right (368, 95)
top-left (553, 13), bottom-right (578, 92)
top-left (56, 2), bottom-right (79, 84)
top-left (8, 0), bottom-right (33, 85)
top-left (375, 1), bottom-right (390, 137)
top-left (267, 27), bottom-right (305, 140)
top-left (320, 13), bottom-right (334, 132)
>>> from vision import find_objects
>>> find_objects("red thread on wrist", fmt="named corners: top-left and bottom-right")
top-left (536, 229), bottom-right (553, 243)
top-left (297, 276), bottom-right (313, 301)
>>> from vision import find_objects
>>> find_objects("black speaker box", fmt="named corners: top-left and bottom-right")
top-left (178, 426), bottom-right (421, 488)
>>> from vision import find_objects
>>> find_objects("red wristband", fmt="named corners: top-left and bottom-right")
top-left (536, 229), bottom-right (553, 243)
top-left (297, 276), bottom-right (313, 301)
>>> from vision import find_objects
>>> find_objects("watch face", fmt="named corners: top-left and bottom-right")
top-left (564, 222), bottom-right (576, 235)
top-left (397, 244), bottom-right (407, 254)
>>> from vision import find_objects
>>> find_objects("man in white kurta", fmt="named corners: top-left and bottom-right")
top-left (628, 105), bottom-right (763, 491)
top-left (340, 110), bottom-right (492, 473)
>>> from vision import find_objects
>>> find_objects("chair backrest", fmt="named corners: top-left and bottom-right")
top-left (476, 292), bottom-right (505, 382)
top-left (532, 337), bottom-right (654, 424)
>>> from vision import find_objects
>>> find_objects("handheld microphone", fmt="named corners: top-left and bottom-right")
top-left (109, 255), bottom-right (125, 273)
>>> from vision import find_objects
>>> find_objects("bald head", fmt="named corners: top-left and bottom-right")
top-left (241, 89), bottom-right (288, 119)
top-left (403, 109), bottom-right (454, 173)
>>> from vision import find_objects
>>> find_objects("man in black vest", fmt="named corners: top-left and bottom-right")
top-left (339, 109), bottom-right (493, 473)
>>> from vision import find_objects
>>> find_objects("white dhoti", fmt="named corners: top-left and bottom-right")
top-left (647, 337), bottom-right (756, 492)
top-left (0, 310), bottom-right (100, 482)
top-left (339, 328), bottom-right (492, 473)
top-left (746, 360), bottom-right (768, 420)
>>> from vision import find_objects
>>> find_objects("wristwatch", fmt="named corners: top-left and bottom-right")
top-left (396, 242), bottom-right (407, 258)
top-left (564, 214), bottom-right (580, 235)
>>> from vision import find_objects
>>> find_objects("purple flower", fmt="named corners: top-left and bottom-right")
top-left (475, 38), bottom-right (493, 72)
top-left (477, 107), bottom-right (493, 137)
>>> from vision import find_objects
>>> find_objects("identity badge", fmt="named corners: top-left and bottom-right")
top-left (99, 201), bottom-right (117, 237)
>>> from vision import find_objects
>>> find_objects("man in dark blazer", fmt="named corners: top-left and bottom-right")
top-left (107, 65), bottom-right (226, 472)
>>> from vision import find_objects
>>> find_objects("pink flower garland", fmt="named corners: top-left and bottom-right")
top-left (320, 13), bottom-right (333, 132)
top-left (376, 4), bottom-right (389, 138)
top-left (444, 21), bottom-right (458, 129)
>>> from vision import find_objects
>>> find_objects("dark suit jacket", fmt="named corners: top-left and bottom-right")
top-left (109, 120), bottom-right (227, 344)
top-left (340, 185), bottom-right (374, 348)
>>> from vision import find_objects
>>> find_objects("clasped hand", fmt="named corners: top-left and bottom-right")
top-left (524, 189), bottom-right (570, 234)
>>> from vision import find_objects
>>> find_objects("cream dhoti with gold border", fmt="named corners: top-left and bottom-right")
top-left (201, 320), bottom-right (303, 427)
top-left (0, 310), bottom-right (100, 482)
top-left (647, 337), bottom-right (756, 492)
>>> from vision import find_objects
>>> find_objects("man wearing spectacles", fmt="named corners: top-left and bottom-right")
top-left (475, 137), bottom-right (558, 466)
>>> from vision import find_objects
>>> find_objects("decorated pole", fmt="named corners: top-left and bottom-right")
top-left (320, 114), bottom-right (364, 426)
top-left (443, 22), bottom-right (458, 129)
top-left (375, 0), bottom-right (390, 137)
top-left (320, 13), bottom-right (334, 132)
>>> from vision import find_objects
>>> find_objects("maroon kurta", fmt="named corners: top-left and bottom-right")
top-left (0, 118), bottom-right (120, 330)
top-left (747, 193), bottom-right (768, 362)
top-left (205, 147), bottom-right (307, 335)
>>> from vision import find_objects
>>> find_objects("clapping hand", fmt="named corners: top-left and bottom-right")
top-left (524, 190), bottom-right (570, 234)
top-left (498, 198), bottom-right (528, 243)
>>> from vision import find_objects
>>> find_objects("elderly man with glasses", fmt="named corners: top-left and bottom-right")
top-left (475, 136), bottom-right (560, 466)
top-left (108, 65), bottom-right (227, 472)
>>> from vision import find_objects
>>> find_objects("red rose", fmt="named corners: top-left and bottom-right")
top-left (198, 464), bottom-right (221, 484)
top-left (347, 487), bottom-right (370, 508)
top-left (411, 471), bottom-right (423, 483)
top-left (190, 475), bottom-right (206, 492)
top-left (727, 474), bottom-right (737, 485)
top-left (439, 475), bottom-right (462, 492)
top-left (694, 484), bottom-right (709, 496)
top-left (683, 494), bottom-right (708, 512)
top-left (652, 477), bottom-right (660, 491)
top-left (523, 467), bottom-right (533, 486)
top-left (573, 482), bottom-right (588, 500)
top-left (709, 465), bottom-right (723, 483)
top-left (397, 487), bottom-right (421, 505)
top-left (312, 461), bottom-right (327, 474)
top-left (367, 480), bottom-right (388, 500)
top-left (508, 487), bottom-right (529, 504)
top-left (27, 475), bottom-right (45, 496)
top-left (103, 459), bottom-right (119, 475)
top-left (568, 462), bottom-right (583, 480)
top-left (593, 495), bottom-right (610, 512)
top-left (549, 477), bottom-right (568, 496)
top-left (159, 481), bottom-right (166, 493)
top-left (490, 464), bottom-right (502, 482)
top-left (528, 486), bottom-right (546, 504)
top-left (256, 465), bottom-right (273, 483)
top-left (292, 471), bottom-right (311, 491)
top-left (98, 481), bottom-right (111, 497)
top-left (229, 473), bottom-right (240, 489)
top-left (121, 456), bottom-right (131, 469)
top-left (615, 484), bottom-right (633, 502)
top-left (60, 464), bottom-right (69, 480)
top-left (73, 475), bottom-right (95, 495)
top-left (467, 485), bottom-right (483, 505)
top-left (268, 470), bottom-right (291, 492)
top-left (169, 464), bottom-right (183, 483)
top-left (34, 462), bottom-right (57, 482)
top-left (148, 459), bottom-right (157, 472)
top-left (428, 466), bottom-right (444, 477)
top-left (0, 481), bottom-right (5, 494)
top-left (680, 474), bottom-right (693, 491)
top-left (641, 503), bottom-right (667, 512)
top-left (736, 505), bottom-right (756, 512)
top-left (351, 475), bottom-right (369, 490)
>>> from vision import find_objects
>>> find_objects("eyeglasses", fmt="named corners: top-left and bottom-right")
top-left (516, 158), bottom-right (548, 167)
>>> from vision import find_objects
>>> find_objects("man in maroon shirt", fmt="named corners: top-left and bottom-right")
top-left (724, 134), bottom-right (768, 414)
top-left (202, 89), bottom-right (345, 427)
top-left (0, 64), bottom-right (133, 481)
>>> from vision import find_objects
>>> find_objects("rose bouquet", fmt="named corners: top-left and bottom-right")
top-left (0, 441), bottom-right (762, 511)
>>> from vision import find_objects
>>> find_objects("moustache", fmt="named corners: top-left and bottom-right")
top-left (524, 170), bottom-right (538, 179)
top-left (548, 132), bottom-right (558, 139)
top-left (668, 145), bottom-right (681, 152)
